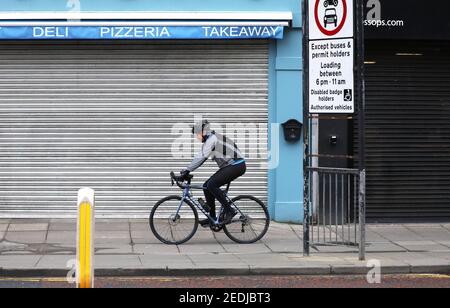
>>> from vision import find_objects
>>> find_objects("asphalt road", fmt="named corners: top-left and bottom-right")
top-left (0, 274), bottom-right (449, 288)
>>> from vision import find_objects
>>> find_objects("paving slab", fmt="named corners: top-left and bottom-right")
top-left (365, 257), bottom-right (412, 271)
top-left (8, 219), bottom-right (50, 224)
top-left (95, 231), bottom-right (131, 243)
top-left (0, 251), bottom-right (36, 256)
top-left (290, 254), bottom-right (355, 265)
top-left (96, 244), bottom-right (134, 255)
top-left (206, 231), bottom-right (232, 243)
top-left (404, 227), bottom-right (450, 241)
top-left (435, 241), bottom-right (450, 249)
top-left (369, 225), bottom-right (425, 241)
top-left (131, 219), bottom-right (148, 224)
top-left (188, 253), bottom-right (248, 270)
top-left (130, 230), bottom-right (161, 244)
top-left (288, 226), bottom-right (304, 239)
top-left (0, 240), bottom-right (29, 254)
top-left (133, 244), bottom-right (180, 255)
top-left (192, 230), bottom-right (219, 241)
top-left (178, 243), bottom-right (226, 254)
top-left (1, 241), bottom-right (74, 255)
top-left (95, 221), bottom-right (130, 232)
top-left (221, 243), bottom-right (272, 254)
top-left (365, 242), bottom-right (407, 253)
top-left (236, 253), bottom-right (298, 267)
top-left (49, 223), bottom-right (77, 232)
top-left (5, 231), bottom-right (47, 244)
top-left (263, 230), bottom-right (300, 241)
top-left (0, 255), bottom-right (41, 269)
top-left (50, 219), bottom-right (74, 224)
top-left (130, 222), bottom-right (150, 232)
top-left (403, 256), bottom-right (450, 267)
top-left (46, 231), bottom-right (76, 245)
top-left (367, 252), bottom-right (427, 263)
top-left (313, 244), bottom-right (359, 253)
top-left (263, 240), bottom-right (303, 253)
top-left (395, 241), bottom-right (449, 252)
top-left (244, 255), bottom-right (334, 275)
top-left (271, 222), bottom-right (299, 230)
top-left (96, 255), bottom-right (143, 269)
top-left (419, 252), bottom-right (450, 261)
top-left (8, 223), bottom-right (48, 232)
top-left (365, 230), bottom-right (389, 242)
top-left (403, 224), bottom-right (448, 228)
top-left (138, 254), bottom-right (194, 269)
top-left (0, 224), bottom-right (8, 233)
top-left (35, 255), bottom-right (76, 269)
top-left (189, 237), bottom-right (223, 246)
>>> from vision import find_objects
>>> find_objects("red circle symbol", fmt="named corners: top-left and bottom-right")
top-left (314, 0), bottom-right (347, 36)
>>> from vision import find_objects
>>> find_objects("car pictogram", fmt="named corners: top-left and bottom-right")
top-left (324, 8), bottom-right (338, 28)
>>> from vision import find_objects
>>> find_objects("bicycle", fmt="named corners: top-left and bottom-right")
top-left (149, 171), bottom-right (270, 245)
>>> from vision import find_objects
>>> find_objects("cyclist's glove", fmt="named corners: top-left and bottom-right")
top-left (180, 169), bottom-right (190, 180)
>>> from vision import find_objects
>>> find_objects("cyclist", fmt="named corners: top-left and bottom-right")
top-left (180, 120), bottom-right (246, 227)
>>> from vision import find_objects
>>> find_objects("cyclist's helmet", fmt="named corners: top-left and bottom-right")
top-left (192, 120), bottom-right (211, 135)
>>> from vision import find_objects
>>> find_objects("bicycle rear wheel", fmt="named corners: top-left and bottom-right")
top-left (223, 195), bottom-right (270, 244)
top-left (150, 196), bottom-right (198, 245)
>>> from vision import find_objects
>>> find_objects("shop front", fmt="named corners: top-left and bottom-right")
top-left (313, 0), bottom-right (450, 222)
top-left (362, 0), bottom-right (450, 221)
top-left (364, 41), bottom-right (450, 222)
top-left (0, 1), bottom-right (304, 223)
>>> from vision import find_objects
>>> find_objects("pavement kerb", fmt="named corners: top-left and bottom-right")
top-left (1, 264), bottom-right (449, 278)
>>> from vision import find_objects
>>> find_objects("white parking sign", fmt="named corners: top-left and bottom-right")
top-left (309, 39), bottom-right (354, 113)
top-left (308, 0), bottom-right (355, 114)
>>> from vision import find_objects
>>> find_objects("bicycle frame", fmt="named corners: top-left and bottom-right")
top-left (174, 184), bottom-right (245, 226)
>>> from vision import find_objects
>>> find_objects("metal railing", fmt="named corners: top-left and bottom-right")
top-left (304, 167), bottom-right (366, 260)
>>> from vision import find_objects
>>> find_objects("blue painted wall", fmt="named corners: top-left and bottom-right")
top-left (1, 0), bottom-right (304, 223)
top-left (269, 27), bottom-right (304, 224)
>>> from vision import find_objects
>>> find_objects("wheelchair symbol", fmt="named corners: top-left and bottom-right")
top-left (344, 89), bottom-right (352, 101)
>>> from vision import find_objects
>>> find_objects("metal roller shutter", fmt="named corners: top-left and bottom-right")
top-left (364, 40), bottom-right (450, 221)
top-left (0, 40), bottom-right (269, 218)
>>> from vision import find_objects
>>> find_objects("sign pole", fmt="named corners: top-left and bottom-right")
top-left (303, 0), bottom-right (311, 257)
top-left (355, 0), bottom-right (366, 261)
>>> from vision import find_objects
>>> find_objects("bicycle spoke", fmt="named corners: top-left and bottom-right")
top-left (224, 197), bottom-right (270, 244)
top-left (150, 197), bottom-right (198, 245)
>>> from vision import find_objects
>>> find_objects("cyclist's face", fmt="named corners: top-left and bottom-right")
top-left (196, 133), bottom-right (203, 142)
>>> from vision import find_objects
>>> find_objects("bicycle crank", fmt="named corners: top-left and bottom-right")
top-left (210, 224), bottom-right (223, 232)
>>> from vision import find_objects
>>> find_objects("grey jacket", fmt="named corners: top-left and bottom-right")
top-left (186, 132), bottom-right (245, 172)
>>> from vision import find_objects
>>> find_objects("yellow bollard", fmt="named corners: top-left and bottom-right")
top-left (77, 188), bottom-right (95, 288)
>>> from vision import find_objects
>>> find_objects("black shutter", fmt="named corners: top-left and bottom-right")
top-left (363, 40), bottom-right (450, 222)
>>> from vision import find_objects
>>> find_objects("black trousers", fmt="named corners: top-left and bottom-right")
top-left (203, 162), bottom-right (246, 218)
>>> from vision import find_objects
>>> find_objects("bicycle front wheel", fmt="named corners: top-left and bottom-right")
top-left (150, 196), bottom-right (198, 245)
top-left (223, 196), bottom-right (270, 244)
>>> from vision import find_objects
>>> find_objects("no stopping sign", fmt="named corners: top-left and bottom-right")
top-left (309, 0), bottom-right (354, 40)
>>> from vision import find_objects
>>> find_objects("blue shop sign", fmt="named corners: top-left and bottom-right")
top-left (0, 25), bottom-right (284, 40)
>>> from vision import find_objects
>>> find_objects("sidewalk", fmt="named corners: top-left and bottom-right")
top-left (0, 219), bottom-right (449, 276)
